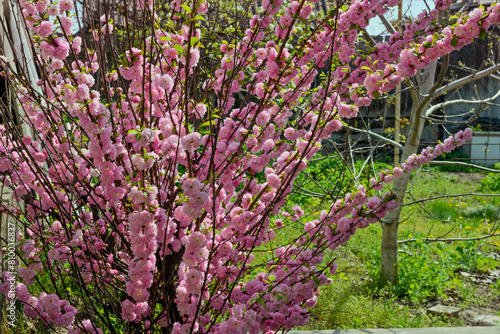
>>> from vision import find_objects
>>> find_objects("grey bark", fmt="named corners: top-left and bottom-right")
top-left (380, 61), bottom-right (441, 284)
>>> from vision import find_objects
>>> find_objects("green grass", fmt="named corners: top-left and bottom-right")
top-left (292, 159), bottom-right (500, 330)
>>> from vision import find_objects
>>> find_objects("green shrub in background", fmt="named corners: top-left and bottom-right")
top-left (428, 201), bottom-right (460, 221)
top-left (290, 155), bottom-right (393, 210)
top-left (353, 159), bottom-right (393, 181)
top-left (480, 162), bottom-right (500, 192)
top-left (290, 156), bottom-right (356, 208)
top-left (463, 204), bottom-right (499, 221)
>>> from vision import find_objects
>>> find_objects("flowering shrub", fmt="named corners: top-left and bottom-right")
top-left (0, 0), bottom-right (496, 332)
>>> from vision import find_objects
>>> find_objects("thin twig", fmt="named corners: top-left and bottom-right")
top-left (428, 161), bottom-right (500, 173)
top-left (403, 193), bottom-right (500, 206)
top-left (398, 233), bottom-right (500, 244)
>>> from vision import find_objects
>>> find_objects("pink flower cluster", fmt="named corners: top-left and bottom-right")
top-left (0, 0), bottom-right (492, 332)
top-left (402, 128), bottom-right (473, 172)
top-left (126, 211), bottom-right (157, 309)
top-left (0, 282), bottom-right (78, 327)
top-left (181, 177), bottom-right (209, 218)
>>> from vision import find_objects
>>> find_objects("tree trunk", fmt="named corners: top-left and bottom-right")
top-left (380, 62), bottom-right (438, 284)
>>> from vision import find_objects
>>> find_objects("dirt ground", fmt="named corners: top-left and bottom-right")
top-left (450, 172), bottom-right (487, 184)
top-left (436, 251), bottom-right (500, 325)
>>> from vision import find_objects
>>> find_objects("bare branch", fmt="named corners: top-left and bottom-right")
top-left (398, 250), bottom-right (414, 256)
top-left (308, 154), bottom-right (340, 162)
top-left (403, 192), bottom-right (500, 206)
top-left (303, 172), bottom-right (330, 195)
top-left (362, 28), bottom-right (376, 47)
top-left (428, 161), bottom-right (500, 173)
top-left (459, 0), bottom-right (473, 13)
top-left (378, 14), bottom-right (396, 34)
top-left (431, 63), bottom-right (500, 101)
top-left (421, 114), bottom-right (477, 125)
top-left (426, 89), bottom-right (500, 116)
top-left (295, 189), bottom-right (327, 198)
top-left (447, 63), bottom-right (500, 81)
top-left (345, 125), bottom-right (404, 150)
top-left (399, 233), bottom-right (500, 244)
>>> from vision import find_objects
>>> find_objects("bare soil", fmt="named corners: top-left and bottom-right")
top-left (443, 251), bottom-right (500, 325)
top-left (449, 172), bottom-right (487, 184)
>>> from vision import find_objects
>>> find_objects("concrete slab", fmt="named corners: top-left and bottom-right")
top-left (288, 327), bottom-right (500, 334)
top-left (427, 305), bottom-right (461, 319)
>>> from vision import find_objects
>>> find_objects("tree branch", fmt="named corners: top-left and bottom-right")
top-left (344, 128), bottom-right (499, 175)
top-left (431, 63), bottom-right (500, 102)
top-left (362, 28), bottom-right (376, 47)
top-left (428, 161), bottom-right (500, 173)
top-left (426, 89), bottom-right (500, 117)
top-left (378, 14), bottom-right (396, 35)
top-left (309, 154), bottom-right (340, 162)
top-left (345, 125), bottom-right (404, 150)
top-left (295, 189), bottom-right (327, 198)
top-left (403, 192), bottom-right (500, 207)
top-left (398, 233), bottom-right (500, 244)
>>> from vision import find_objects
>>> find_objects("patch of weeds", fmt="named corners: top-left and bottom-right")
top-left (463, 204), bottom-right (499, 221)
top-left (306, 287), bottom-right (446, 329)
top-left (490, 280), bottom-right (500, 299)
top-left (446, 276), bottom-right (477, 307)
top-left (475, 253), bottom-right (499, 273)
top-left (448, 241), bottom-right (485, 272)
top-left (305, 280), bottom-right (356, 330)
top-left (428, 201), bottom-right (459, 221)
top-left (395, 242), bottom-right (455, 303)
top-left (479, 162), bottom-right (500, 192)
top-left (290, 155), bottom-right (356, 208)
top-left (365, 240), bottom-right (491, 305)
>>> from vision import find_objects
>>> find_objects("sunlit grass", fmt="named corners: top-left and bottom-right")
top-left (296, 164), bottom-right (500, 330)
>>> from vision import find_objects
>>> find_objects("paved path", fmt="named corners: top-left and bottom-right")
top-left (289, 327), bottom-right (500, 334)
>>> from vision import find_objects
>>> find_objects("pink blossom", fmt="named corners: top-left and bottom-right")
top-left (337, 217), bottom-right (351, 233)
top-left (59, 0), bottom-right (74, 11)
top-left (396, 63), bottom-right (417, 78)
top-left (180, 48), bottom-right (200, 68)
top-left (60, 312), bottom-right (76, 326)
top-left (15, 283), bottom-right (31, 301)
top-left (102, 23), bottom-right (114, 34)
top-left (266, 173), bottom-right (281, 188)
top-left (35, 21), bottom-right (53, 37)
top-left (190, 191), bottom-right (209, 206)
top-left (76, 84), bottom-right (90, 100)
top-left (182, 178), bottom-right (203, 196)
top-left (19, 267), bottom-right (36, 285)
top-left (300, 5), bottom-right (313, 19)
top-left (393, 167), bottom-right (404, 178)
top-left (47, 4), bottom-right (60, 16)
top-left (267, 61), bottom-right (279, 79)
top-left (183, 202), bottom-right (202, 218)
top-left (280, 15), bottom-right (293, 27)
top-left (121, 300), bottom-right (137, 322)
top-left (128, 187), bottom-right (148, 204)
top-left (180, 132), bottom-right (202, 153)
top-left (255, 48), bottom-right (268, 59)
top-left (60, 17), bottom-right (73, 34)
top-left (40, 37), bottom-right (70, 60)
